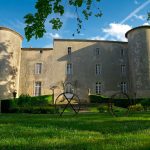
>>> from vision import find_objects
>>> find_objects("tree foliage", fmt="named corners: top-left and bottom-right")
top-left (24, 0), bottom-right (102, 41)
top-left (148, 12), bottom-right (150, 21)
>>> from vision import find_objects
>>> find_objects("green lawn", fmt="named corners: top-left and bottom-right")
top-left (0, 112), bottom-right (150, 150)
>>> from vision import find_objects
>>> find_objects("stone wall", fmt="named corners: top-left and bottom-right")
top-left (1, 25), bottom-right (150, 104)
top-left (19, 48), bottom-right (54, 96)
top-left (0, 27), bottom-right (22, 100)
top-left (126, 26), bottom-right (150, 98)
top-left (53, 39), bottom-right (128, 102)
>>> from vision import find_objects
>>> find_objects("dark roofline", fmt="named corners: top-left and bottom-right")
top-left (21, 48), bottom-right (53, 51)
top-left (0, 26), bottom-right (23, 40)
top-left (54, 38), bottom-right (128, 44)
top-left (125, 25), bottom-right (150, 38)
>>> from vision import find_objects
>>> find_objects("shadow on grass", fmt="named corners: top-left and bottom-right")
top-left (0, 113), bottom-right (150, 135)
top-left (0, 113), bottom-right (150, 150)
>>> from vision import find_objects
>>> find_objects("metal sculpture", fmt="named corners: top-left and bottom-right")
top-left (55, 83), bottom-right (80, 116)
top-left (108, 92), bottom-right (131, 117)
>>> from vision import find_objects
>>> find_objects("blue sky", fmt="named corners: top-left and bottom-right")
top-left (0, 0), bottom-right (150, 48)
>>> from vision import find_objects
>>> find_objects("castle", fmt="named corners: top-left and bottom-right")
top-left (0, 26), bottom-right (150, 103)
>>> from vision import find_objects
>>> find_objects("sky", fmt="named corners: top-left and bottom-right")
top-left (0, 0), bottom-right (150, 48)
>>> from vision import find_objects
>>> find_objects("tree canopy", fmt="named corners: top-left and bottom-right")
top-left (24, 0), bottom-right (102, 41)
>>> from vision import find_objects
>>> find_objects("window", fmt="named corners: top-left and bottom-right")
top-left (121, 82), bottom-right (127, 93)
top-left (96, 82), bottom-right (101, 94)
top-left (34, 81), bottom-right (41, 96)
top-left (67, 63), bottom-right (72, 75)
top-left (121, 65), bottom-right (126, 74)
top-left (96, 48), bottom-right (100, 55)
top-left (35, 63), bottom-right (42, 74)
top-left (96, 64), bottom-right (101, 75)
top-left (121, 49), bottom-right (124, 57)
top-left (68, 47), bottom-right (71, 55)
top-left (65, 83), bottom-right (73, 93)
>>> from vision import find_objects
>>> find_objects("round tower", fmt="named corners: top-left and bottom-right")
top-left (126, 26), bottom-right (150, 98)
top-left (0, 27), bottom-right (23, 99)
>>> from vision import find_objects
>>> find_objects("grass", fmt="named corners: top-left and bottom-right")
top-left (0, 112), bottom-right (150, 150)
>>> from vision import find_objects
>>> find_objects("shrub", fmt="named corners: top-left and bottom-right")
top-left (140, 99), bottom-right (150, 110)
top-left (89, 94), bottom-right (131, 108)
top-left (17, 94), bottom-right (53, 107)
top-left (9, 106), bottom-right (59, 114)
top-left (17, 94), bottom-right (31, 106)
top-left (1, 94), bottom-right (53, 113)
top-left (89, 95), bottom-right (108, 103)
top-left (97, 104), bottom-right (108, 113)
top-left (1, 99), bottom-right (18, 113)
top-left (129, 104), bottom-right (144, 112)
top-left (113, 98), bottom-right (131, 108)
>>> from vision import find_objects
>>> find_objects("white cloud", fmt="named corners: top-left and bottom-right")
top-left (79, 33), bottom-right (85, 36)
top-left (102, 23), bottom-right (132, 41)
top-left (143, 22), bottom-right (150, 25)
top-left (90, 36), bottom-right (105, 40)
top-left (45, 33), bottom-right (62, 39)
top-left (133, 14), bottom-right (145, 21)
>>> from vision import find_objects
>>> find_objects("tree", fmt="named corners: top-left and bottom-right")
top-left (148, 13), bottom-right (150, 21)
top-left (24, 0), bottom-right (102, 41)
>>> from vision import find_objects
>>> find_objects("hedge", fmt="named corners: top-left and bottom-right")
top-left (9, 106), bottom-right (59, 114)
top-left (89, 95), bottom-right (150, 109)
top-left (89, 94), bottom-right (131, 108)
top-left (1, 94), bottom-right (53, 113)
top-left (89, 95), bottom-right (108, 103)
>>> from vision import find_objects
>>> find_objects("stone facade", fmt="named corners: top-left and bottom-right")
top-left (0, 27), bottom-right (22, 100)
top-left (1, 26), bottom-right (150, 104)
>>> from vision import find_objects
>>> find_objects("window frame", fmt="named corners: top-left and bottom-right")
top-left (35, 63), bottom-right (42, 74)
top-left (68, 47), bottom-right (72, 55)
top-left (121, 82), bottom-right (127, 93)
top-left (96, 64), bottom-right (101, 75)
top-left (120, 49), bottom-right (124, 57)
top-left (96, 82), bottom-right (101, 94)
top-left (121, 64), bottom-right (126, 75)
top-left (34, 81), bottom-right (41, 96)
top-left (66, 63), bottom-right (73, 75)
top-left (96, 48), bottom-right (100, 56)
